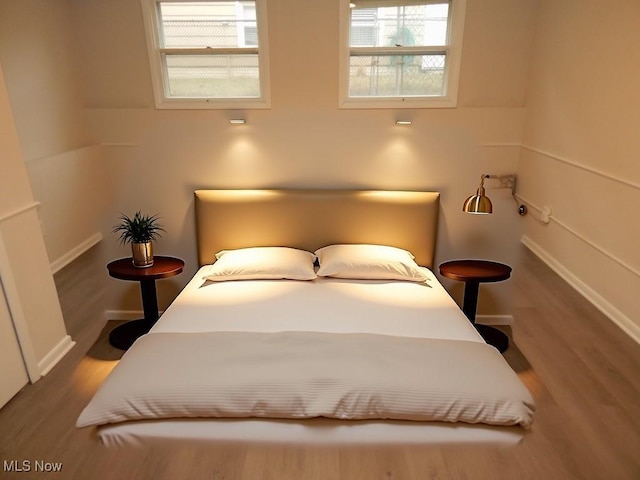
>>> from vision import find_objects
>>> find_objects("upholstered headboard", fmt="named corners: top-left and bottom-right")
top-left (194, 189), bottom-right (440, 268)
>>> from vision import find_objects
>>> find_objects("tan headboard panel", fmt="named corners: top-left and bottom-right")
top-left (194, 190), bottom-right (440, 268)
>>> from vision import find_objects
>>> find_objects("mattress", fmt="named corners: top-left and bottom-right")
top-left (93, 267), bottom-right (530, 446)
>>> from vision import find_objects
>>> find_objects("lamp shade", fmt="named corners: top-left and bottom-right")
top-left (463, 176), bottom-right (493, 214)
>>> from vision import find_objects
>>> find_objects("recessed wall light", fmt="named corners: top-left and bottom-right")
top-left (229, 119), bottom-right (246, 125)
top-left (395, 120), bottom-right (412, 126)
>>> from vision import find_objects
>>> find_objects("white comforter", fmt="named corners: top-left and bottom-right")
top-left (77, 331), bottom-right (533, 428)
top-left (78, 268), bottom-right (535, 431)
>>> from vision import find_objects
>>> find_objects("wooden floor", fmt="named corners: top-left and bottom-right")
top-left (0, 245), bottom-right (638, 479)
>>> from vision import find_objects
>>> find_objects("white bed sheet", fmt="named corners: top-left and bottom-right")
top-left (97, 267), bottom-right (522, 446)
top-left (152, 266), bottom-right (483, 342)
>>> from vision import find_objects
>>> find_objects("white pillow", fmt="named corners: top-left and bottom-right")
top-left (315, 244), bottom-right (428, 282)
top-left (203, 247), bottom-right (317, 281)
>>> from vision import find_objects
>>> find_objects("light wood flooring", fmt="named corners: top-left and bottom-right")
top-left (0, 245), bottom-right (638, 479)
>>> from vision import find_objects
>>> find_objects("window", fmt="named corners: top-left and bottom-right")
top-left (339, 0), bottom-right (466, 108)
top-left (141, 0), bottom-right (270, 109)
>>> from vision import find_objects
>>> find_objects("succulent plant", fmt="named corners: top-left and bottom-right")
top-left (112, 211), bottom-right (165, 244)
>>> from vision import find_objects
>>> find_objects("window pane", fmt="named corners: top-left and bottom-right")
top-left (350, 4), bottom-right (449, 48)
top-left (348, 54), bottom-right (445, 97)
top-left (165, 54), bottom-right (261, 98)
top-left (160, 1), bottom-right (258, 48)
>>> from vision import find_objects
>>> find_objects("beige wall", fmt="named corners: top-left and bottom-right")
top-left (67, 0), bottom-right (537, 316)
top-left (3, 0), bottom-right (635, 342)
top-left (518, 0), bottom-right (640, 339)
top-left (0, 0), bottom-right (113, 269)
top-left (0, 64), bottom-right (72, 377)
top-left (0, 0), bottom-right (87, 159)
top-left (0, 0), bottom-right (636, 350)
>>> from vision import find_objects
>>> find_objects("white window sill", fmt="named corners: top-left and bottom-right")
top-left (154, 98), bottom-right (271, 110)
top-left (338, 95), bottom-right (458, 109)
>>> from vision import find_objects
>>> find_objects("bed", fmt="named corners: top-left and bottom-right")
top-left (78, 189), bottom-right (534, 447)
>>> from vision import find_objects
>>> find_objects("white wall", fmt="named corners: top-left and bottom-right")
top-left (518, 0), bottom-right (640, 340)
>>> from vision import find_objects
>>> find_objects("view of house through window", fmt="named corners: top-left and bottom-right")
top-left (142, 0), bottom-right (269, 107)
top-left (349, 3), bottom-right (449, 97)
top-left (342, 0), bottom-right (464, 107)
top-left (143, 0), bottom-right (462, 108)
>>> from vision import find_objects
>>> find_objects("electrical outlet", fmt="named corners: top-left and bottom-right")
top-left (541, 206), bottom-right (552, 224)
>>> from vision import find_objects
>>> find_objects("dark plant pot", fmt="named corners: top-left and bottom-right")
top-left (131, 242), bottom-right (153, 268)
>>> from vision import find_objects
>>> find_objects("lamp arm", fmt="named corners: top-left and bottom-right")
top-left (483, 174), bottom-right (527, 216)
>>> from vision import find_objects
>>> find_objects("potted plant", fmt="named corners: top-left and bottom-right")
top-left (113, 211), bottom-right (165, 268)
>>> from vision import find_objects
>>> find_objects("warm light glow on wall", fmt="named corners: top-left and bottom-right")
top-left (363, 136), bottom-right (421, 186)
top-left (225, 136), bottom-right (257, 156)
top-left (211, 134), bottom-right (268, 187)
top-left (380, 137), bottom-right (416, 161)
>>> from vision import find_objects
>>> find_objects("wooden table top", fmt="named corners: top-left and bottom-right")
top-left (439, 259), bottom-right (512, 283)
top-left (107, 256), bottom-right (185, 281)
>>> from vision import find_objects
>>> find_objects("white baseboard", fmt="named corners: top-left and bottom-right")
top-left (51, 232), bottom-right (103, 274)
top-left (38, 335), bottom-right (76, 377)
top-left (521, 235), bottom-right (640, 344)
top-left (476, 315), bottom-right (513, 326)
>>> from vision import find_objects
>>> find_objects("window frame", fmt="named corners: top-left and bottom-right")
top-left (141, 0), bottom-right (271, 109)
top-left (339, 0), bottom-right (466, 109)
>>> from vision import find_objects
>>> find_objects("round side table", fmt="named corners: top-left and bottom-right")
top-left (439, 259), bottom-right (512, 353)
top-left (107, 255), bottom-right (184, 350)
